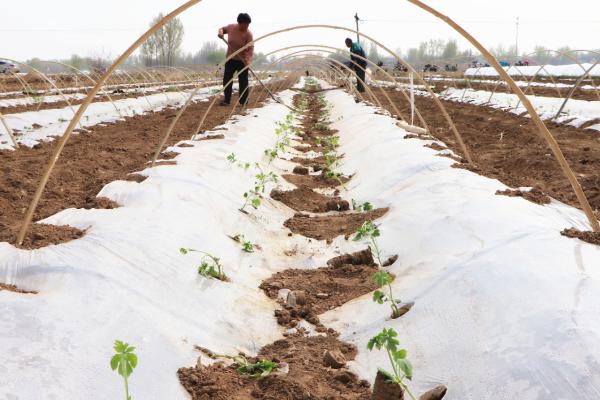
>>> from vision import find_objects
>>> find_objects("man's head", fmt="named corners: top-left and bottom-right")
top-left (345, 38), bottom-right (353, 48)
top-left (237, 13), bottom-right (252, 31)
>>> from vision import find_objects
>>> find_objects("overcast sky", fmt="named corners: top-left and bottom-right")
top-left (2, 0), bottom-right (599, 61)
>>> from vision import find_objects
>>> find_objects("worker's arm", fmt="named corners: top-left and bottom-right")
top-left (218, 25), bottom-right (228, 39)
top-left (243, 32), bottom-right (255, 65)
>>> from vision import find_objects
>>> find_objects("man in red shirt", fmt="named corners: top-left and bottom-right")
top-left (218, 13), bottom-right (254, 106)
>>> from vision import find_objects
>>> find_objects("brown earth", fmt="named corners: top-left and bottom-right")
top-left (284, 208), bottom-right (389, 241)
top-left (0, 283), bottom-right (38, 294)
top-left (0, 83), bottom-right (208, 115)
top-left (260, 254), bottom-right (379, 321)
top-left (429, 80), bottom-right (600, 102)
top-left (561, 228), bottom-right (600, 245)
top-left (283, 173), bottom-right (350, 190)
top-left (0, 79), bottom-right (295, 249)
top-left (178, 87), bottom-right (395, 400)
top-left (178, 334), bottom-right (371, 400)
top-left (270, 186), bottom-right (349, 213)
top-left (371, 86), bottom-right (600, 217)
top-left (496, 188), bottom-right (551, 205)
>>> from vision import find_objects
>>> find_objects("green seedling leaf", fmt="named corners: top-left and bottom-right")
top-left (110, 340), bottom-right (138, 400)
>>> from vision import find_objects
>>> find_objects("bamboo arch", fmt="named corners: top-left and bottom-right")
top-left (154, 32), bottom-right (469, 167)
top-left (406, 0), bottom-right (599, 232)
top-left (262, 46), bottom-right (432, 131)
top-left (17, 20), bottom-right (471, 245)
top-left (153, 40), bottom-right (444, 166)
top-left (15, 2), bottom-right (598, 244)
top-left (241, 49), bottom-right (433, 133)
top-left (16, 0), bottom-right (204, 246)
top-left (149, 50), bottom-right (367, 168)
top-left (224, 53), bottom-right (380, 124)
top-left (244, 45), bottom-right (427, 126)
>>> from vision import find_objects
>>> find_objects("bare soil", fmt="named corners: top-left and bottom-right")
top-left (270, 186), bottom-right (349, 213)
top-left (261, 256), bottom-right (379, 323)
top-left (0, 79), bottom-right (295, 249)
top-left (371, 86), bottom-right (600, 237)
top-left (284, 208), bottom-right (389, 241)
top-left (429, 80), bottom-right (600, 102)
top-left (178, 87), bottom-right (394, 399)
top-left (283, 173), bottom-right (350, 190)
top-left (496, 188), bottom-right (551, 205)
top-left (178, 334), bottom-right (371, 400)
top-left (561, 228), bottom-right (600, 245)
top-left (0, 283), bottom-right (38, 294)
top-left (0, 83), bottom-right (205, 115)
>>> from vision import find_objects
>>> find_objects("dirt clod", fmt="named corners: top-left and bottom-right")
top-left (561, 228), bottom-right (600, 245)
top-left (372, 370), bottom-right (404, 400)
top-left (328, 248), bottom-right (375, 267)
top-left (284, 208), bottom-right (389, 241)
top-left (323, 350), bottom-right (347, 369)
top-left (496, 187), bottom-right (551, 205)
top-left (0, 283), bottom-right (37, 294)
top-left (419, 385), bottom-right (448, 400)
top-left (292, 166), bottom-right (309, 175)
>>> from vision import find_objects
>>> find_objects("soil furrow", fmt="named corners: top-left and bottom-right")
top-left (0, 79), bottom-right (295, 248)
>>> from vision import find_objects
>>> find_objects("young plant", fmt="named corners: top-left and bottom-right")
top-left (352, 199), bottom-right (373, 212)
top-left (236, 357), bottom-right (278, 378)
top-left (227, 153), bottom-right (251, 170)
top-left (367, 328), bottom-right (416, 400)
top-left (372, 271), bottom-right (402, 319)
top-left (241, 164), bottom-right (278, 212)
top-left (179, 248), bottom-right (226, 281)
top-left (353, 221), bottom-right (383, 266)
top-left (110, 340), bottom-right (138, 400)
top-left (215, 354), bottom-right (278, 379)
top-left (231, 234), bottom-right (255, 253)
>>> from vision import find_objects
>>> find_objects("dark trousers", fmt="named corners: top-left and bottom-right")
top-left (223, 59), bottom-right (249, 105)
top-left (354, 65), bottom-right (366, 93)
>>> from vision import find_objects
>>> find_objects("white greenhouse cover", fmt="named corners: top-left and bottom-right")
top-left (1, 80), bottom-right (600, 400)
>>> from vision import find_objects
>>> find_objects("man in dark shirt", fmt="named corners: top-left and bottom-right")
top-left (345, 38), bottom-right (368, 93)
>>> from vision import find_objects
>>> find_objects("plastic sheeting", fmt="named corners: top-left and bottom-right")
top-left (320, 89), bottom-right (600, 399)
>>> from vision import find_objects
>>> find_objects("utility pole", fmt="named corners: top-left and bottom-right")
top-left (515, 17), bottom-right (520, 59)
top-left (354, 13), bottom-right (360, 44)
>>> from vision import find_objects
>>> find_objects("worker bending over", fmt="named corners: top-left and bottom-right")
top-left (345, 38), bottom-right (367, 93)
top-left (218, 13), bottom-right (254, 106)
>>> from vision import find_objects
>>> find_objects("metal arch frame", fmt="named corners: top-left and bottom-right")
top-left (238, 56), bottom-right (371, 121)
top-left (16, 19), bottom-right (473, 245)
top-left (249, 46), bottom-right (415, 123)
top-left (24, 3), bottom-right (591, 244)
top-left (2, 58), bottom-right (78, 115)
top-left (233, 51), bottom-right (383, 115)
top-left (41, 60), bottom-right (123, 117)
top-left (160, 34), bottom-right (467, 169)
top-left (247, 49), bottom-right (410, 124)
top-left (149, 47), bottom-right (377, 168)
top-left (406, 0), bottom-right (599, 232)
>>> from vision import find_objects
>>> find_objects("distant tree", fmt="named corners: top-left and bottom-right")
top-left (26, 58), bottom-right (43, 70)
top-left (367, 41), bottom-right (380, 64)
top-left (140, 13), bottom-right (185, 66)
top-left (69, 54), bottom-right (84, 70)
top-left (206, 50), bottom-right (226, 64)
top-left (442, 39), bottom-right (458, 61)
